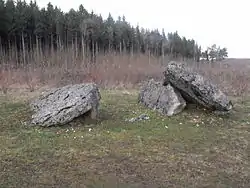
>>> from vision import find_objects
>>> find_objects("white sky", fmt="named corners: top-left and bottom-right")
top-left (37, 0), bottom-right (250, 58)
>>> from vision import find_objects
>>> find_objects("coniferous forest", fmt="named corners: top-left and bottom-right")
top-left (0, 0), bottom-right (207, 64)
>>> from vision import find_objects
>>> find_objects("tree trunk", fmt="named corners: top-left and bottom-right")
top-left (39, 37), bottom-right (42, 61)
top-left (206, 52), bottom-right (209, 61)
top-left (92, 40), bottom-right (94, 63)
top-left (59, 35), bottom-right (62, 51)
top-left (29, 35), bottom-right (33, 61)
top-left (170, 46), bottom-right (173, 58)
top-left (95, 41), bottom-right (98, 56)
top-left (131, 43), bottom-right (134, 57)
top-left (15, 35), bottom-right (18, 64)
top-left (75, 32), bottom-right (78, 59)
top-left (64, 30), bottom-right (67, 49)
top-left (51, 33), bottom-right (54, 55)
top-left (119, 42), bottom-right (122, 54)
top-left (22, 31), bottom-right (26, 66)
top-left (108, 40), bottom-right (111, 53)
top-left (81, 34), bottom-right (85, 62)
top-left (85, 40), bottom-right (88, 57)
top-left (161, 43), bottom-right (164, 64)
top-left (146, 43), bottom-right (149, 54)
top-left (148, 49), bottom-right (151, 64)
top-left (8, 38), bottom-right (11, 59)
top-left (56, 34), bottom-right (59, 51)
top-left (122, 40), bottom-right (126, 54)
top-left (72, 37), bottom-right (75, 62)
top-left (36, 35), bottom-right (39, 64)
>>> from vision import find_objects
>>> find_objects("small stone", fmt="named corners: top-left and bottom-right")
top-left (128, 118), bottom-right (136, 122)
top-left (138, 114), bottom-right (150, 120)
top-left (126, 114), bottom-right (150, 123)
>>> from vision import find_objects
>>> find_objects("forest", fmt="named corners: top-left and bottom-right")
top-left (0, 0), bottom-right (228, 65)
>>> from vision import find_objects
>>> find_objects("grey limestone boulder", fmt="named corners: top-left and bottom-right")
top-left (30, 83), bottom-right (101, 127)
top-left (138, 79), bottom-right (186, 116)
top-left (163, 61), bottom-right (233, 112)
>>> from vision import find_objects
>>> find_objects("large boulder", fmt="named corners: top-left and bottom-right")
top-left (163, 61), bottom-right (233, 112)
top-left (138, 79), bottom-right (186, 116)
top-left (30, 83), bottom-right (101, 127)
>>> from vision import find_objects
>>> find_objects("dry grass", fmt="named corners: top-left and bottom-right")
top-left (0, 90), bottom-right (249, 188)
top-left (0, 51), bottom-right (164, 92)
top-left (1, 49), bottom-right (250, 98)
top-left (189, 59), bottom-right (250, 97)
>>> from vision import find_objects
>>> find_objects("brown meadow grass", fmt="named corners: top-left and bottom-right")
top-left (1, 48), bottom-right (250, 97)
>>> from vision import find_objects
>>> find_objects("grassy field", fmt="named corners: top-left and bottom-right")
top-left (0, 89), bottom-right (249, 188)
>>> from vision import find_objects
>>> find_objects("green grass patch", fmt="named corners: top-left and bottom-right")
top-left (0, 90), bottom-right (249, 187)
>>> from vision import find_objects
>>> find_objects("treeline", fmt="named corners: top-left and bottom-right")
top-left (0, 0), bottom-right (225, 64)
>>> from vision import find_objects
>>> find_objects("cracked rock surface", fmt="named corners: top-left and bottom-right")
top-left (30, 83), bottom-right (101, 127)
top-left (138, 79), bottom-right (186, 116)
top-left (163, 61), bottom-right (233, 112)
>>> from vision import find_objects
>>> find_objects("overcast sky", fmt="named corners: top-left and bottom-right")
top-left (37, 0), bottom-right (249, 58)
